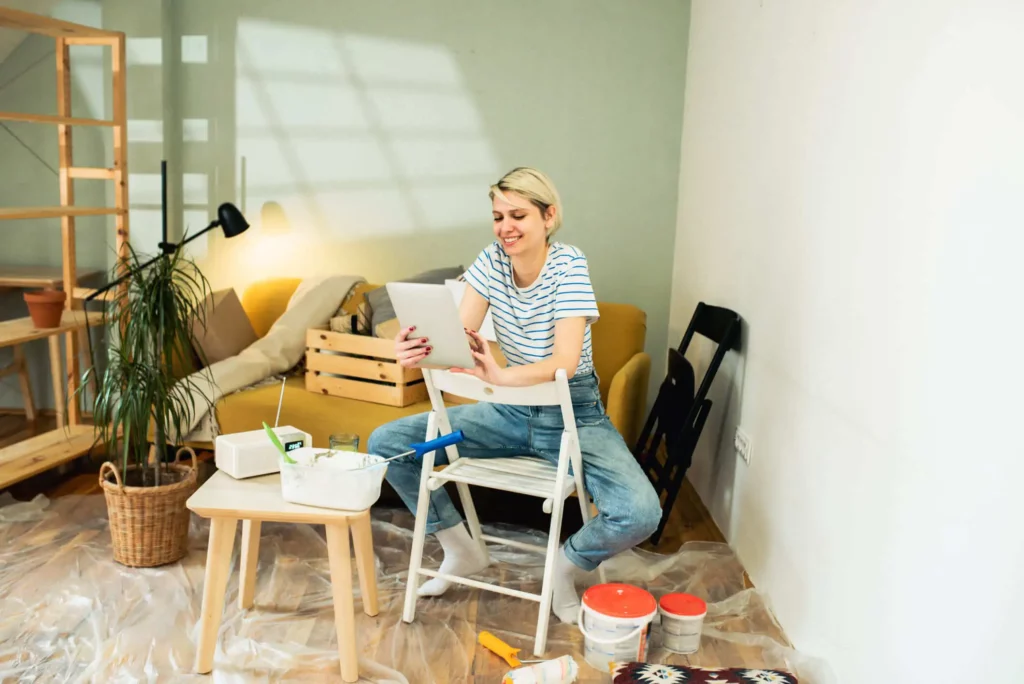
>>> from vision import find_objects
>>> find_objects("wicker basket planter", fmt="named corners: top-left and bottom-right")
top-left (99, 446), bottom-right (199, 567)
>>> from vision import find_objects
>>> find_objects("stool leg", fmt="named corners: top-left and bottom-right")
top-left (195, 517), bottom-right (237, 674)
top-left (350, 511), bottom-right (378, 616)
top-left (239, 519), bottom-right (261, 610)
top-left (48, 336), bottom-right (64, 429)
top-left (326, 521), bottom-right (358, 683)
top-left (13, 346), bottom-right (36, 423)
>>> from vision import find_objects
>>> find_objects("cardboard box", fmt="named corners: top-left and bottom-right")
top-left (192, 289), bottom-right (258, 366)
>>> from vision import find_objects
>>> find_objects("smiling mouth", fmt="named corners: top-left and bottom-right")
top-left (502, 236), bottom-right (521, 246)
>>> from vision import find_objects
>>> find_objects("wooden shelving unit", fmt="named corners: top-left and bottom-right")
top-left (0, 7), bottom-right (130, 487)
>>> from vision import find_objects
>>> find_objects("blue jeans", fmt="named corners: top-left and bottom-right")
top-left (367, 373), bottom-right (662, 572)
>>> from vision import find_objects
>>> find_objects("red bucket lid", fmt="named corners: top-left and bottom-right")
top-left (659, 593), bottom-right (707, 617)
top-left (582, 583), bottom-right (657, 619)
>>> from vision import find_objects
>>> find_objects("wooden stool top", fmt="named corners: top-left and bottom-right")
top-left (187, 471), bottom-right (370, 524)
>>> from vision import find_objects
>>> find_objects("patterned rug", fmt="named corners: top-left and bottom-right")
top-left (611, 662), bottom-right (798, 683)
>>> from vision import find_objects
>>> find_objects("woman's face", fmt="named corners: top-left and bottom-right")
top-left (492, 191), bottom-right (554, 257)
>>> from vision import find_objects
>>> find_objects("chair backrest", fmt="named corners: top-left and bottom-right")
top-left (423, 368), bottom-right (579, 444)
top-left (425, 368), bottom-right (564, 407)
top-left (677, 302), bottom-right (741, 406)
top-left (635, 301), bottom-right (741, 543)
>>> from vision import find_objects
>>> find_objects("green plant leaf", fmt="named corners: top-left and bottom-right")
top-left (77, 239), bottom-right (217, 484)
top-left (263, 421), bottom-right (297, 464)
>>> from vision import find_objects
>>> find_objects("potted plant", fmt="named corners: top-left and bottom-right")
top-left (82, 241), bottom-right (215, 567)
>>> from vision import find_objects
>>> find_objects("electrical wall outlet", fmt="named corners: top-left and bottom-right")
top-left (734, 428), bottom-right (752, 465)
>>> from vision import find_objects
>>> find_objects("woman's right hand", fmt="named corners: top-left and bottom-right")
top-left (395, 325), bottom-right (431, 368)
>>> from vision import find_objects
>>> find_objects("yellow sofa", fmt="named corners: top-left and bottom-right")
top-left (207, 278), bottom-right (651, 462)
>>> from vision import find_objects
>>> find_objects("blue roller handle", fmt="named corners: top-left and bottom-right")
top-left (410, 430), bottom-right (465, 458)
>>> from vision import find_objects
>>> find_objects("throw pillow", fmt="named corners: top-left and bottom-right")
top-left (191, 288), bottom-right (258, 366)
top-left (365, 265), bottom-right (464, 335)
top-left (611, 663), bottom-right (798, 683)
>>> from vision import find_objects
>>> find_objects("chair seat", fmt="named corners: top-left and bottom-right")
top-left (430, 456), bottom-right (576, 501)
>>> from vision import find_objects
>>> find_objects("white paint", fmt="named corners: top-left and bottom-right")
top-left (670, 1), bottom-right (1024, 682)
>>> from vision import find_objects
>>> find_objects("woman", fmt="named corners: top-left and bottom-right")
top-left (367, 167), bottom-right (661, 625)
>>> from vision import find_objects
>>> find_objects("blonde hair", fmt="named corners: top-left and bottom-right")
top-left (489, 167), bottom-right (563, 240)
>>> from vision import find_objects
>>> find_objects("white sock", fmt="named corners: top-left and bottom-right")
top-left (551, 546), bottom-right (582, 624)
top-left (417, 523), bottom-right (489, 597)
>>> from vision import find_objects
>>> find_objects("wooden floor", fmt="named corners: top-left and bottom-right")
top-left (0, 414), bottom-right (795, 682)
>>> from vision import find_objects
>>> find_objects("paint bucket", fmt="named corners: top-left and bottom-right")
top-left (658, 593), bottom-right (707, 654)
top-left (279, 447), bottom-right (387, 511)
top-left (577, 583), bottom-right (657, 671)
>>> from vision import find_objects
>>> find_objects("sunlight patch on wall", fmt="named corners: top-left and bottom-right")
top-left (127, 119), bottom-right (163, 143)
top-left (232, 17), bottom-right (500, 283)
top-left (126, 36), bottom-right (161, 66)
top-left (181, 35), bottom-right (207, 64)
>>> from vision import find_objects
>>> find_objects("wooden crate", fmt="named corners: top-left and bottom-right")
top-left (304, 327), bottom-right (428, 407)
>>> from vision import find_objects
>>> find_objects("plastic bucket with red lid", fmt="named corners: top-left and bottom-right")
top-left (577, 583), bottom-right (657, 670)
top-left (658, 593), bottom-right (707, 654)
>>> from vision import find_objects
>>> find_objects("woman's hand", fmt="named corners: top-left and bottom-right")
top-left (450, 329), bottom-right (506, 385)
top-left (394, 325), bottom-right (431, 368)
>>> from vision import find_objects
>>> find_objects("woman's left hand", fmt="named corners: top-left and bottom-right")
top-left (451, 329), bottom-right (506, 385)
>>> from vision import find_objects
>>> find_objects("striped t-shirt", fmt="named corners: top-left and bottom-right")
top-left (463, 241), bottom-right (600, 377)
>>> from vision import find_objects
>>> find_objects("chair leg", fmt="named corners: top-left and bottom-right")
top-left (455, 481), bottom-right (489, 563)
top-left (403, 414), bottom-right (438, 623)
top-left (431, 409), bottom-right (489, 563)
top-left (534, 489), bottom-right (565, 657)
top-left (570, 438), bottom-right (606, 583)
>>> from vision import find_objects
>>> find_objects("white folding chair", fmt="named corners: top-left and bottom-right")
top-left (402, 367), bottom-right (603, 656)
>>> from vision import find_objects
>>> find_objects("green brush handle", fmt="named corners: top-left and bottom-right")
top-left (262, 421), bottom-right (297, 464)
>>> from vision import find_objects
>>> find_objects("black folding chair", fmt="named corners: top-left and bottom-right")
top-left (634, 302), bottom-right (741, 545)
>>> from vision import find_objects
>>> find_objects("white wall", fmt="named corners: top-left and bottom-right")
top-left (671, 1), bottom-right (1024, 682)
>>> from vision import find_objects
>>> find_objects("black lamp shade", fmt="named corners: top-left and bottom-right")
top-left (217, 202), bottom-right (249, 238)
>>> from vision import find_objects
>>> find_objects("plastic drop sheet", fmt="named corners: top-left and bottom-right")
top-left (0, 492), bottom-right (835, 683)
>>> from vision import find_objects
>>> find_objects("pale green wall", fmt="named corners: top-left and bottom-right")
top-left (173, 0), bottom-right (691, 402)
top-left (0, 0), bottom-right (691, 409)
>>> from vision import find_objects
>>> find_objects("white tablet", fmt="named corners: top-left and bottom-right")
top-left (386, 282), bottom-right (476, 369)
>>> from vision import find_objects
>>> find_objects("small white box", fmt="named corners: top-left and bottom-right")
top-left (215, 425), bottom-right (311, 479)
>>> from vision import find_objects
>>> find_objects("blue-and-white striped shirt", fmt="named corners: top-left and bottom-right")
top-left (463, 241), bottom-right (600, 377)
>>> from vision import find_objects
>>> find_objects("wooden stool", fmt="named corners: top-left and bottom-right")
top-left (186, 471), bottom-right (378, 682)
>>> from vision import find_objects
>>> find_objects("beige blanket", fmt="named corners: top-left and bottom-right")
top-left (175, 274), bottom-right (365, 443)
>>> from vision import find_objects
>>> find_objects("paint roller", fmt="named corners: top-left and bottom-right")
top-left (478, 632), bottom-right (578, 684)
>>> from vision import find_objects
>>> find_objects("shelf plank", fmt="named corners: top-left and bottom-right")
top-left (0, 7), bottom-right (121, 39)
top-left (67, 167), bottom-right (116, 179)
top-left (0, 311), bottom-right (105, 349)
top-left (0, 424), bottom-right (98, 490)
top-left (0, 206), bottom-right (121, 221)
top-left (0, 111), bottom-right (115, 126)
top-left (71, 287), bottom-right (114, 302)
top-left (0, 266), bottom-right (102, 289)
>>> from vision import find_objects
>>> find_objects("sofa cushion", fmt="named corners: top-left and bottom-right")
top-left (591, 301), bottom-right (647, 404)
top-left (241, 278), bottom-right (303, 338)
top-left (192, 288), bottom-right (259, 366)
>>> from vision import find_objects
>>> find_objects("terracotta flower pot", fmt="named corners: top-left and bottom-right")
top-left (23, 289), bottom-right (66, 328)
